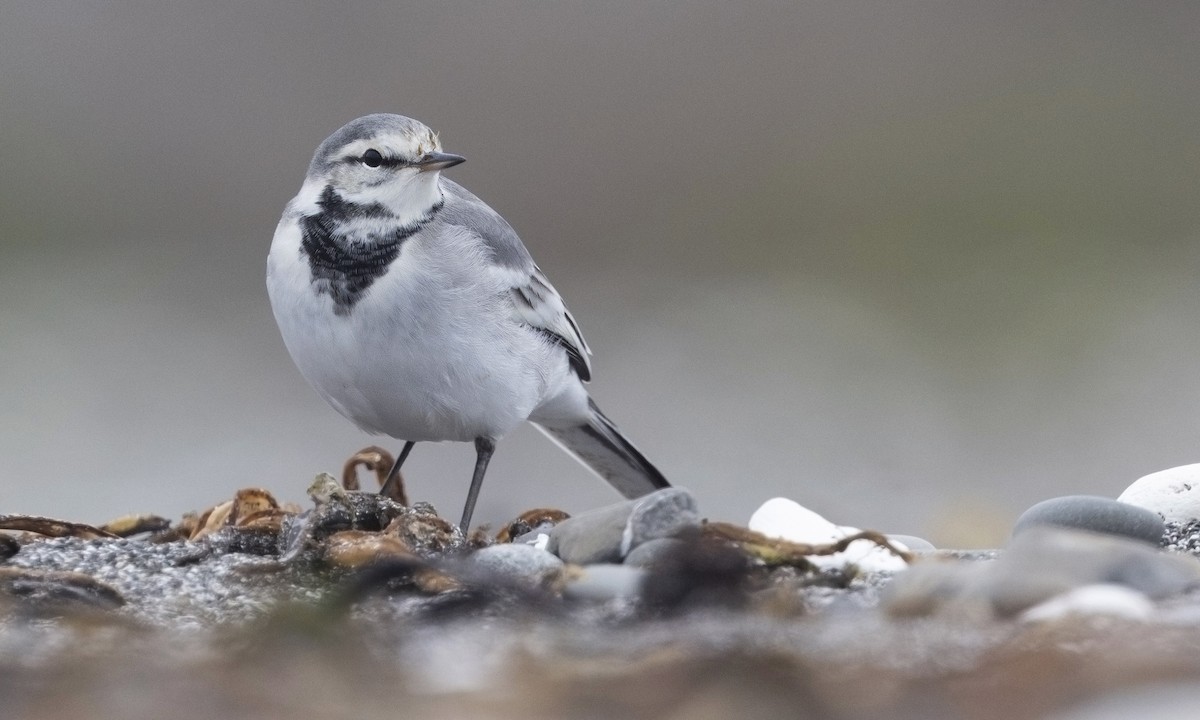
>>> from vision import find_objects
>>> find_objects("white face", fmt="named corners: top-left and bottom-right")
top-left (322, 129), bottom-right (445, 213)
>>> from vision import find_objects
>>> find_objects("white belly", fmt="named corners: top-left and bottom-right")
top-left (268, 223), bottom-right (564, 442)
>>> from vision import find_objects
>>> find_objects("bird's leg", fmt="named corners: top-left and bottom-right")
top-left (378, 441), bottom-right (415, 503)
top-left (460, 437), bottom-right (496, 532)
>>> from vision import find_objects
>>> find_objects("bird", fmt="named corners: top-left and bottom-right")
top-left (267, 113), bottom-right (670, 531)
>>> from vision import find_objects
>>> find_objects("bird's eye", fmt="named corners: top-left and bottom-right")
top-left (361, 149), bottom-right (384, 168)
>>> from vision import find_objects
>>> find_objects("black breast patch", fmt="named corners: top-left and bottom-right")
top-left (299, 186), bottom-right (440, 315)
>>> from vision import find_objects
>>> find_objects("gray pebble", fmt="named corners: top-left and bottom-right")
top-left (622, 488), bottom-right (700, 555)
top-left (470, 544), bottom-right (564, 589)
top-left (988, 526), bottom-right (1199, 615)
top-left (886, 534), bottom-right (936, 552)
top-left (1013, 495), bottom-right (1164, 545)
top-left (884, 526), bottom-right (1200, 619)
top-left (563, 563), bottom-right (646, 602)
top-left (623, 538), bottom-right (687, 568)
top-left (547, 498), bottom-right (640, 564)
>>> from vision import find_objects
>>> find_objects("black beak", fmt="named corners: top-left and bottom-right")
top-left (417, 151), bottom-right (466, 172)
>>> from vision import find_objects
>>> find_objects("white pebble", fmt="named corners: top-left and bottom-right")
top-left (1118, 463), bottom-right (1200, 522)
top-left (1020, 584), bottom-right (1154, 623)
top-left (748, 497), bottom-right (843, 544)
top-left (748, 498), bottom-right (907, 572)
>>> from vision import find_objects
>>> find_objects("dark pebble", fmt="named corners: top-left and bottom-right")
top-left (623, 538), bottom-right (687, 568)
top-left (0, 534), bottom-right (18, 562)
top-left (1012, 495), bottom-right (1165, 545)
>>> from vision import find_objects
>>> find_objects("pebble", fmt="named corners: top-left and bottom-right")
top-left (1118, 463), bottom-right (1200, 523)
top-left (562, 563), bottom-right (646, 602)
top-left (622, 538), bottom-right (687, 569)
top-left (988, 527), bottom-right (1200, 615)
top-left (470, 544), bottom-right (564, 590)
top-left (886, 534), bottom-right (935, 552)
top-left (1012, 495), bottom-right (1164, 545)
top-left (621, 488), bottom-right (700, 555)
top-left (1020, 583), bottom-right (1154, 623)
top-left (749, 497), bottom-right (844, 545)
top-left (548, 488), bottom-right (698, 565)
top-left (884, 526), bottom-right (1200, 619)
top-left (748, 497), bottom-right (908, 572)
top-left (0, 535), bottom-right (18, 561)
top-left (546, 498), bottom-right (638, 565)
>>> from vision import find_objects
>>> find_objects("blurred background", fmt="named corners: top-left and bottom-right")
top-left (2, 2), bottom-right (1198, 547)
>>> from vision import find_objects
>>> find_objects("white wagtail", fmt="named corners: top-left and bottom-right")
top-left (267, 114), bottom-right (670, 530)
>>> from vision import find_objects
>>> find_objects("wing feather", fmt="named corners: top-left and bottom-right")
top-left (438, 179), bottom-right (594, 381)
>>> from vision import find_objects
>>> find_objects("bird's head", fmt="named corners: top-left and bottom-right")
top-left (302, 114), bottom-right (465, 219)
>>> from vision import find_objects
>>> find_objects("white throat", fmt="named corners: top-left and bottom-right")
top-left (351, 173), bottom-right (443, 227)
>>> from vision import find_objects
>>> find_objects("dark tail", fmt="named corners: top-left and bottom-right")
top-left (534, 398), bottom-right (670, 498)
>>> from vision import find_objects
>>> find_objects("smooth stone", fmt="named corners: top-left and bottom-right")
top-left (749, 497), bottom-right (843, 544)
top-left (546, 498), bottom-right (639, 565)
top-left (470, 544), bottom-right (564, 589)
top-left (1012, 495), bottom-right (1164, 545)
top-left (623, 538), bottom-right (687, 569)
top-left (987, 527), bottom-right (1198, 615)
top-left (562, 563), bottom-right (646, 602)
top-left (1119, 463), bottom-right (1200, 523)
top-left (884, 526), bottom-right (1200, 619)
top-left (887, 534), bottom-right (935, 552)
top-left (748, 497), bottom-right (908, 572)
top-left (622, 488), bottom-right (700, 555)
top-left (1020, 583), bottom-right (1154, 623)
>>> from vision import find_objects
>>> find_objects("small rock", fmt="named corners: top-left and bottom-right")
top-left (623, 538), bottom-right (687, 568)
top-left (884, 526), bottom-right (1200, 618)
top-left (639, 539), bottom-right (751, 611)
top-left (471, 543), bottom-right (564, 590)
top-left (887, 534), bottom-right (935, 552)
top-left (622, 488), bottom-right (700, 555)
top-left (547, 498), bottom-right (639, 564)
top-left (1119, 463), bottom-right (1200, 523)
top-left (1020, 583), bottom-right (1154, 623)
top-left (749, 497), bottom-right (843, 545)
top-left (0, 534), bottom-right (18, 561)
top-left (748, 497), bottom-right (907, 572)
top-left (562, 563), bottom-right (646, 602)
top-left (987, 527), bottom-right (1199, 615)
top-left (384, 508), bottom-right (461, 555)
top-left (1013, 495), bottom-right (1164, 545)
